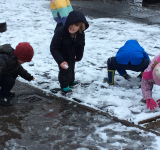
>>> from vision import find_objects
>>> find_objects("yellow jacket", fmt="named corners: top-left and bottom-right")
top-left (50, 0), bottom-right (73, 25)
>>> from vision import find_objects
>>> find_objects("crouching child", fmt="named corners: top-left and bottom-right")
top-left (0, 42), bottom-right (34, 107)
top-left (141, 54), bottom-right (160, 110)
top-left (104, 39), bottom-right (150, 85)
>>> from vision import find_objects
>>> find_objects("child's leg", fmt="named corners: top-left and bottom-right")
top-left (69, 63), bottom-right (76, 86)
top-left (117, 70), bottom-right (127, 76)
top-left (117, 59), bottom-right (150, 79)
top-left (58, 66), bottom-right (72, 89)
top-left (0, 76), bottom-right (15, 97)
top-left (104, 57), bottom-right (116, 85)
top-left (105, 69), bottom-right (115, 85)
top-left (129, 59), bottom-right (150, 72)
top-left (107, 57), bottom-right (132, 81)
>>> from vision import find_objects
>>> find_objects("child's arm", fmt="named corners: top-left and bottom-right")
top-left (50, 29), bottom-right (64, 65)
top-left (17, 65), bottom-right (34, 81)
top-left (141, 79), bottom-right (154, 100)
top-left (75, 46), bottom-right (84, 62)
top-left (141, 79), bottom-right (158, 110)
top-left (141, 55), bottom-right (160, 110)
top-left (75, 33), bottom-right (85, 61)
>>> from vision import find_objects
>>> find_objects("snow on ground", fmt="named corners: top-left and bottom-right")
top-left (1, 0), bottom-right (160, 128)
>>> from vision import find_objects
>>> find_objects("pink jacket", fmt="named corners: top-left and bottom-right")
top-left (141, 54), bottom-right (160, 100)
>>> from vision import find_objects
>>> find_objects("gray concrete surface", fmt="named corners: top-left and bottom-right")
top-left (71, 0), bottom-right (160, 25)
top-left (0, 81), bottom-right (157, 149)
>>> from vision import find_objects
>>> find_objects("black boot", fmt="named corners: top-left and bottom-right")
top-left (123, 74), bottom-right (131, 80)
top-left (103, 70), bottom-right (115, 85)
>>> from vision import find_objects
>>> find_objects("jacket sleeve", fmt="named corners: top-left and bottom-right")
top-left (141, 79), bottom-right (154, 100)
top-left (50, 28), bottom-right (64, 65)
top-left (75, 32), bottom-right (85, 61)
top-left (17, 65), bottom-right (33, 81)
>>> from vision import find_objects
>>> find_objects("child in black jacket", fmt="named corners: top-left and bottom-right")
top-left (50, 10), bottom-right (89, 94)
top-left (0, 43), bottom-right (34, 106)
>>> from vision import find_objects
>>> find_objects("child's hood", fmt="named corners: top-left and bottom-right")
top-left (124, 39), bottom-right (140, 46)
top-left (64, 10), bottom-right (89, 32)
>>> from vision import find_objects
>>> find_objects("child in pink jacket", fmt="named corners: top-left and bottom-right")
top-left (141, 54), bottom-right (160, 110)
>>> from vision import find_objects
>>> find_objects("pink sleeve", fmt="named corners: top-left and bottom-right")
top-left (143, 71), bottom-right (152, 79)
top-left (141, 79), bottom-right (154, 100)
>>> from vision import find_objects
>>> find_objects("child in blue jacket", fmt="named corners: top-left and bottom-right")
top-left (104, 39), bottom-right (150, 85)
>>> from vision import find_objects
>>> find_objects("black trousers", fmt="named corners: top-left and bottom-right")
top-left (0, 75), bottom-right (17, 97)
top-left (58, 63), bottom-right (75, 89)
top-left (107, 57), bottom-right (150, 76)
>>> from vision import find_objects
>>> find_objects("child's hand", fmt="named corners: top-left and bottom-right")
top-left (146, 99), bottom-right (157, 110)
top-left (32, 77), bottom-right (35, 80)
top-left (60, 61), bottom-right (68, 69)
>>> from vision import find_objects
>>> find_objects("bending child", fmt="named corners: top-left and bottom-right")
top-left (50, 10), bottom-right (89, 94)
top-left (104, 39), bottom-right (150, 85)
top-left (0, 43), bottom-right (34, 107)
top-left (141, 54), bottom-right (160, 110)
top-left (50, 0), bottom-right (73, 32)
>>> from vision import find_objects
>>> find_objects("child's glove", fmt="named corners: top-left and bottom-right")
top-left (156, 99), bottom-right (160, 108)
top-left (146, 99), bottom-right (157, 110)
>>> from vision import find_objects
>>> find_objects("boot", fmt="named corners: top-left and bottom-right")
top-left (103, 70), bottom-right (115, 85)
top-left (61, 86), bottom-right (72, 94)
top-left (123, 74), bottom-right (131, 80)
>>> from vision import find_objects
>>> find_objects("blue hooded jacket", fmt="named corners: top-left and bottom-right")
top-left (116, 40), bottom-right (149, 65)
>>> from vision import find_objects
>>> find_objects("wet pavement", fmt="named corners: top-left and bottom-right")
top-left (0, 81), bottom-right (158, 149)
top-left (71, 0), bottom-right (160, 25)
top-left (1, 0), bottom-right (160, 149)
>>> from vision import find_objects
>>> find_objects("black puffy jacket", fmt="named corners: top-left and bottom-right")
top-left (0, 44), bottom-right (33, 82)
top-left (50, 11), bottom-right (89, 65)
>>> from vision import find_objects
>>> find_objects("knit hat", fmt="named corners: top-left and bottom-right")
top-left (153, 63), bottom-right (160, 86)
top-left (14, 42), bottom-right (34, 62)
